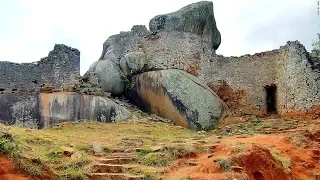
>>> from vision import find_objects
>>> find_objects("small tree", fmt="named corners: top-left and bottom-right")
top-left (311, 33), bottom-right (320, 56)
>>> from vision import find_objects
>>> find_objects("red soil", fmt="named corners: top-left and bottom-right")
top-left (0, 156), bottom-right (30, 180)
top-left (235, 145), bottom-right (288, 180)
top-left (166, 132), bottom-right (320, 180)
top-left (279, 106), bottom-right (320, 120)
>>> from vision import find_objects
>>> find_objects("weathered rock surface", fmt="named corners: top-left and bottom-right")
top-left (0, 92), bottom-right (131, 128)
top-left (99, 25), bottom-right (149, 64)
top-left (119, 51), bottom-right (149, 75)
top-left (143, 31), bottom-right (205, 75)
top-left (149, 1), bottom-right (221, 50)
top-left (96, 2), bottom-right (221, 75)
top-left (84, 60), bottom-right (125, 95)
top-left (125, 69), bottom-right (228, 130)
top-left (98, 28), bottom-right (207, 76)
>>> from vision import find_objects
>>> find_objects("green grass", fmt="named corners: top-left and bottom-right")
top-left (213, 158), bottom-right (233, 171)
top-left (288, 133), bottom-right (308, 148)
top-left (0, 138), bottom-right (18, 154)
top-left (251, 118), bottom-right (262, 126)
top-left (136, 145), bottom-right (201, 167)
top-left (57, 155), bottom-right (90, 179)
top-left (0, 120), bottom-right (201, 179)
top-left (137, 152), bottom-right (170, 167)
top-left (270, 148), bottom-right (291, 173)
top-left (14, 156), bottom-right (43, 176)
top-left (234, 142), bottom-right (247, 152)
top-left (0, 116), bottom-right (308, 179)
top-left (180, 176), bottom-right (191, 180)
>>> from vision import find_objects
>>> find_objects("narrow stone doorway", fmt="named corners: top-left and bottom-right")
top-left (265, 84), bottom-right (277, 114)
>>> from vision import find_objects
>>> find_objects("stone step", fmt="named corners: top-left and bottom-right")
top-left (91, 164), bottom-right (138, 173)
top-left (88, 173), bottom-right (144, 180)
top-left (104, 153), bottom-right (136, 159)
top-left (97, 157), bottom-right (136, 164)
top-left (111, 148), bottom-right (144, 153)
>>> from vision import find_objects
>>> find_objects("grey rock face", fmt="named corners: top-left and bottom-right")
top-left (97, 28), bottom-right (208, 77)
top-left (0, 92), bottom-right (132, 128)
top-left (95, 2), bottom-right (222, 81)
top-left (92, 142), bottom-right (104, 154)
top-left (149, 1), bottom-right (221, 50)
top-left (126, 69), bottom-right (228, 130)
top-left (0, 93), bottom-right (40, 128)
top-left (85, 60), bottom-right (125, 95)
top-left (99, 25), bottom-right (150, 64)
top-left (119, 51), bottom-right (150, 75)
top-left (143, 31), bottom-right (204, 74)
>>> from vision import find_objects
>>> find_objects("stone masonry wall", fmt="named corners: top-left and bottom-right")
top-left (204, 50), bottom-right (279, 115)
top-left (202, 41), bottom-right (320, 119)
top-left (0, 44), bottom-right (80, 92)
top-left (276, 42), bottom-right (320, 119)
top-left (0, 62), bottom-right (41, 91)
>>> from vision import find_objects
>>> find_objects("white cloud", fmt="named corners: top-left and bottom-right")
top-left (0, 0), bottom-right (318, 75)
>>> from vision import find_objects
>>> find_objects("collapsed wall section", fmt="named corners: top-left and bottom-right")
top-left (203, 41), bottom-right (320, 119)
top-left (0, 44), bottom-right (80, 92)
top-left (39, 44), bottom-right (80, 89)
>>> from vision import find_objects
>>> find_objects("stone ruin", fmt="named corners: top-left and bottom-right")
top-left (0, 44), bottom-right (80, 92)
top-left (0, 45), bottom-right (131, 128)
top-left (0, 1), bottom-right (319, 130)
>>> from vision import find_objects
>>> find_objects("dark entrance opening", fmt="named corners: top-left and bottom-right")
top-left (265, 84), bottom-right (277, 114)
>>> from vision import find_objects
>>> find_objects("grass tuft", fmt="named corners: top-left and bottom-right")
top-left (234, 142), bottom-right (247, 152)
top-left (270, 148), bottom-right (291, 173)
top-left (138, 152), bottom-right (170, 167)
top-left (213, 158), bottom-right (233, 171)
top-left (180, 176), bottom-right (191, 180)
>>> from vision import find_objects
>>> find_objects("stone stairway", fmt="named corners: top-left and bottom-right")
top-left (88, 148), bottom-right (144, 180)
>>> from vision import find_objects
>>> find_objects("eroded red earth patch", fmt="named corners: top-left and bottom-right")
top-left (0, 156), bottom-right (30, 180)
top-left (166, 132), bottom-right (320, 180)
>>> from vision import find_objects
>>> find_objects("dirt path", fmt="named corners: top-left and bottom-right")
top-left (0, 156), bottom-right (30, 180)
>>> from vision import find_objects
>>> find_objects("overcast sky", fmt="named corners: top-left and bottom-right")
top-left (0, 0), bottom-right (319, 75)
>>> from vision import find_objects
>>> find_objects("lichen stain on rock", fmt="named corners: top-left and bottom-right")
top-left (207, 80), bottom-right (246, 108)
top-left (206, 80), bottom-right (263, 117)
top-left (185, 63), bottom-right (200, 77)
top-left (82, 94), bottom-right (89, 119)
top-left (38, 92), bottom-right (131, 128)
top-left (136, 72), bottom-right (190, 128)
top-left (40, 92), bottom-right (71, 128)
top-left (11, 94), bottom-right (40, 128)
top-left (39, 93), bottom-right (50, 128)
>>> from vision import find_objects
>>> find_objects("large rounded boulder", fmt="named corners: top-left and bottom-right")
top-left (149, 1), bottom-right (221, 50)
top-left (126, 69), bottom-right (228, 130)
top-left (83, 60), bottom-right (124, 95)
